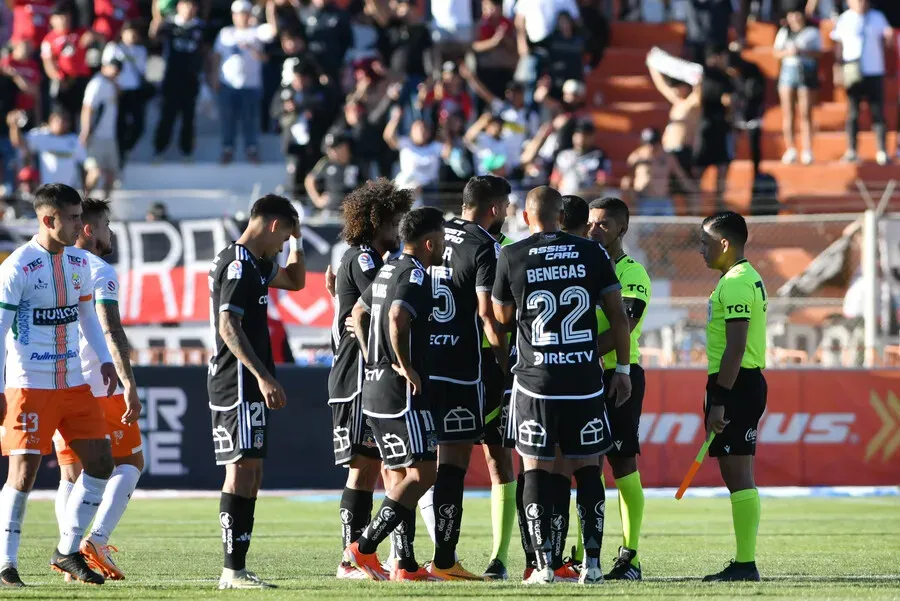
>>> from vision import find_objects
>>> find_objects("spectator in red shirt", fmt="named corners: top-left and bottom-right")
top-left (1, 41), bottom-right (41, 122)
top-left (11, 0), bottom-right (55, 50)
top-left (420, 62), bottom-right (473, 125)
top-left (41, 5), bottom-right (95, 124)
top-left (93, 0), bottom-right (140, 43)
top-left (472, 0), bottom-right (517, 110)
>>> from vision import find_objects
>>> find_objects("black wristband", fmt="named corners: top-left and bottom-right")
top-left (710, 383), bottom-right (732, 406)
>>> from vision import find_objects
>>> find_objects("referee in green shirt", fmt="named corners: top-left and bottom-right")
top-left (699, 211), bottom-right (767, 582)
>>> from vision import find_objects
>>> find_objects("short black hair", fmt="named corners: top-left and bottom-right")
top-left (525, 186), bottom-right (563, 224)
top-left (400, 207), bottom-right (444, 244)
top-left (33, 183), bottom-right (82, 211)
top-left (589, 196), bottom-right (630, 225)
top-left (561, 195), bottom-right (588, 233)
top-left (250, 194), bottom-right (299, 226)
top-left (81, 198), bottom-right (111, 225)
top-left (702, 211), bottom-right (748, 246)
top-left (462, 175), bottom-right (511, 212)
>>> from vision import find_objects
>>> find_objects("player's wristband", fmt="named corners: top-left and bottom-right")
top-left (289, 237), bottom-right (303, 253)
top-left (710, 383), bottom-right (733, 406)
top-left (615, 363), bottom-right (630, 375)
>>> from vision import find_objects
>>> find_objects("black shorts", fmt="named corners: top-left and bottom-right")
top-left (603, 364), bottom-right (645, 458)
top-left (368, 409), bottom-right (438, 470)
top-left (508, 385), bottom-right (613, 461)
top-left (432, 379), bottom-right (485, 443)
top-left (481, 349), bottom-right (507, 446)
top-left (331, 397), bottom-right (380, 465)
top-left (210, 400), bottom-right (269, 465)
top-left (693, 122), bottom-right (734, 168)
top-left (704, 368), bottom-right (767, 458)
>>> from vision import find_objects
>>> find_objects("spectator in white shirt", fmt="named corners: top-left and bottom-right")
top-left (384, 105), bottom-right (445, 206)
top-left (513, 0), bottom-right (579, 92)
top-left (7, 106), bottom-right (85, 189)
top-left (81, 59), bottom-right (121, 198)
top-left (430, 0), bottom-right (474, 66)
top-left (831, 0), bottom-right (894, 165)
top-left (102, 21), bottom-right (148, 168)
top-left (211, 0), bottom-right (275, 164)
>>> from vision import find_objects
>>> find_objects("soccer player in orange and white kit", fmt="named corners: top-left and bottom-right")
top-left (0, 184), bottom-right (118, 587)
top-left (52, 199), bottom-right (143, 581)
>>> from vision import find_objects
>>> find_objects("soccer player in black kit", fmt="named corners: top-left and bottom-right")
top-left (345, 208), bottom-right (445, 582)
top-left (492, 186), bottom-right (632, 585)
top-left (208, 195), bottom-right (305, 589)
top-left (328, 179), bottom-right (412, 579)
top-left (426, 176), bottom-right (512, 581)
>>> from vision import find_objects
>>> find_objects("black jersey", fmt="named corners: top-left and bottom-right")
top-left (208, 244), bottom-right (279, 408)
top-left (359, 253), bottom-right (434, 418)
top-left (159, 17), bottom-right (206, 84)
top-left (492, 232), bottom-right (620, 399)
top-left (429, 217), bottom-right (500, 384)
top-left (328, 245), bottom-right (383, 403)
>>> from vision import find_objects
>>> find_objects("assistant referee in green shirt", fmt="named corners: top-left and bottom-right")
top-left (699, 211), bottom-right (767, 583)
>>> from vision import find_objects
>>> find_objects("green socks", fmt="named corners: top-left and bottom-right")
top-left (490, 481), bottom-right (517, 564)
top-left (730, 488), bottom-right (760, 563)
top-left (616, 470), bottom-right (645, 565)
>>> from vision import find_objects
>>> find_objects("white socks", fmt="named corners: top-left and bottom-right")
top-left (58, 473), bottom-right (108, 555)
top-left (417, 487), bottom-right (437, 545)
top-left (0, 486), bottom-right (28, 569)
top-left (55, 480), bottom-right (75, 538)
top-left (89, 465), bottom-right (141, 545)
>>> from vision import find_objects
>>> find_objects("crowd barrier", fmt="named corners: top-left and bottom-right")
top-left (9, 367), bottom-right (899, 491)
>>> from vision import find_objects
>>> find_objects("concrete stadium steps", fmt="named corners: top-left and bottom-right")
top-left (596, 131), bottom-right (898, 162)
top-left (591, 101), bottom-right (899, 135)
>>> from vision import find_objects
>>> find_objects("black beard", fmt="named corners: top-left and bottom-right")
top-left (488, 220), bottom-right (504, 235)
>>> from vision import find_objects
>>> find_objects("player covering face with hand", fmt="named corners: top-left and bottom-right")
top-left (208, 194), bottom-right (305, 589)
top-left (699, 211), bottom-right (767, 582)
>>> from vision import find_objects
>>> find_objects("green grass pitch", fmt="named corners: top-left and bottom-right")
top-left (7, 495), bottom-right (900, 599)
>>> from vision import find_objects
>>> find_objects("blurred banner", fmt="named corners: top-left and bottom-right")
top-left (11, 368), bottom-right (899, 491)
top-left (2, 219), bottom-right (342, 327)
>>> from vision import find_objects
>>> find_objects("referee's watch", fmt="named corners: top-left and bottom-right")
top-left (615, 363), bottom-right (631, 376)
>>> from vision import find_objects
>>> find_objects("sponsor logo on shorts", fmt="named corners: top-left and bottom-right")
top-left (32, 305), bottom-right (79, 326)
top-left (438, 504), bottom-right (458, 519)
top-left (580, 418), bottom-right (606, 445)
top-left (381, 433), bottom-right (408, 460)
top-left (339, 509), bottom-right (353, 524)
top-left (443, 407), bottom-right (476, 434)
top-left (525, 503), bottom-right (543, 520)
top-left (724, 445), bottom-right (731, 454)
top-left (333, 427), bottom-right (351, 453)
top-left (518, 420), bottom-right (547, 447)
top-left (22, 257), bottom-right (43, 274)
top-left (614, 440), bottom-right (623, 450)
top-left (745, 428), bottom-right (758, 443)
top-left (253, 430), bottom-right (265, 449)
top-left (212, 425), bottom-right (234, 454)
top-left (30, 350), bottom-right (78, 361)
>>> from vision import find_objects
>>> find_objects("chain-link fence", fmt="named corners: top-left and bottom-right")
top-left (603, 214), bottom-right (870, 368)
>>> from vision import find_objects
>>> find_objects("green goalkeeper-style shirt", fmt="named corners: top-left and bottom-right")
top-left (482, 232), bottom-right (515, 349)
top-left (706, 259), bottom-right (768, 374)
top-left (596, 254), bottom-right (651, 369)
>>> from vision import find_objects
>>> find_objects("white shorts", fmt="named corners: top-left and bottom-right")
top-left (85, 137), bottom-right (118, 172)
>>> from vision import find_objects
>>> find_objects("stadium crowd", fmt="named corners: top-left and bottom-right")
top-left (0, 0), bottom-right (897, 218)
